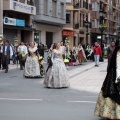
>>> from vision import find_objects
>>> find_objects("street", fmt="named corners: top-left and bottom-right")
top-left (0, 60), bottom-right (107, 120)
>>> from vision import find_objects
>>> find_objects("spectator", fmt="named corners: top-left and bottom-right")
top-left (93, 42), bottom-right (102, 67)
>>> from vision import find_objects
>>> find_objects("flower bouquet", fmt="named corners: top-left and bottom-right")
top-left (64, 59), bottom-right (69, 66)
top-left (39, 56), bottom-right (43, 64)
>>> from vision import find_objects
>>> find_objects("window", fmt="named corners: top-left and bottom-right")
top-left (92, 20), bottom-right (95, 28)
top-left (19, 0), bottom-right (25, 3)
top-left (44, 0), bottom-right (48, 15)
top-left (66, 11), bottom-right (71, 23)
top-left (27, 0), bottom-right (34, 5)
top-left (60, 3), bottom-right (64, 19)
top-left (52, 0), bottom-right (57, 17)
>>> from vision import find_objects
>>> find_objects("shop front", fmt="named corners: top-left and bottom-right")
top-left (62, 30), bottom-right (74, 48)
top-left (3, 16), bottom-right (34, 44)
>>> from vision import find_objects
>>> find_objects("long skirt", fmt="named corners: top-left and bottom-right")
top-left (24, 56), bottom-right (42, 78)
top-left (44, 59), bottom-right (70, 88)
top-left (94, 91), bottom-right (120, 119)
top-left (78, 52), bottom-right (86, 63)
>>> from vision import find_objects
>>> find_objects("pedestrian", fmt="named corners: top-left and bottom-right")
top-left (1, 40), bottom-right (13, 73)
top-left (44, 42), bottom-right (70, 88)
top-left (78, 44), bottom-right (87, 64)
top-left (24, 42), bottom-right (45, 78)
top-left (17, 42), bottom-right (28, 70)
top-left (94, 39), bottom-right (120, 119)
top-left (107, 41), bottom-right (115, 72)
top-left (93, 42), bottom-right (102, 67)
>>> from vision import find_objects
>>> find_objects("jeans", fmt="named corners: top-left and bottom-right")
top-left (94, 55), bottom-right (100, 66)
top-left (12, 55), bottom-right (16, 64)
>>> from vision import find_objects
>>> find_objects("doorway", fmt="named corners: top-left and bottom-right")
top-left (46, 32), bottom-right (53, 49)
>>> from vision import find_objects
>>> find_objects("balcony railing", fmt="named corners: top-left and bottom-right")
top-left (73, 3), bottom-right (79, 9)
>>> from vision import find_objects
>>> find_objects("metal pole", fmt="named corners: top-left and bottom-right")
top-left (101, 31), bottom-right (103, 57)
top-left (86, 26), bottom-right (88, 45)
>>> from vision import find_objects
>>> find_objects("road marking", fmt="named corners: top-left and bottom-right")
top-left (0, 98), bottom-right (43, 101)
top-left (67, 101), bottom-right (96, 104)
top-left (81, 96), bottom-right (97, 98)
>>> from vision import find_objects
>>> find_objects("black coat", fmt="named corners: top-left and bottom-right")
top-left (102, 46), bottom-right (120, 105)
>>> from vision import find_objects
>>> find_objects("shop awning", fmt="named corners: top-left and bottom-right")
top-left (3, 25), bottom-right (36, 31)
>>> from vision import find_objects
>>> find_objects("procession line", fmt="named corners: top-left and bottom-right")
top-left (0, 98), bottom-right (43, 101)
top-left (67, 101), bottom-right (96, 104)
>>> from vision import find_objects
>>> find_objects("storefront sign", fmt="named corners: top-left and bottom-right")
top-left (16, 19), bottom-right (25, 27)
top-left (62, 31), bottom-right (74, 36)
top-left (4, 17), bottom-right (16, 26)
top-left (4, 17), bottom-right (25, 27)
top-left (10, 0), bottom-right (36, 15)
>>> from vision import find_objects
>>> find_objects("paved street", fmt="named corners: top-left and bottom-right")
top-left (0, 60), bottom-right (107, 120)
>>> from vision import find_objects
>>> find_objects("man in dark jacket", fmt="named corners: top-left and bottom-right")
top-left (1, 40), bottom-right (13, 73)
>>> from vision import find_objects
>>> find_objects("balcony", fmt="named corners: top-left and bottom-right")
top-left (33, 1), bottom-right (66, 25)
top-left (3, 0), bottom-right (36, 15)
top-left (91, 28), bottom-right (101, 33)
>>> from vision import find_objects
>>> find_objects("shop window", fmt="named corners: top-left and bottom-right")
top-left (66, 11), bottom-right (71, 23)
top-left (34, 32), bottom-right (41, 44)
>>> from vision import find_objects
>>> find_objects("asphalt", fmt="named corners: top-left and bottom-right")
top-left (0, 60), bottom-right (108, 120)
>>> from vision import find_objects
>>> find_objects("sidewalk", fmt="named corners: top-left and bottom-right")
top-left (69, 59), bottom-right (107, 94)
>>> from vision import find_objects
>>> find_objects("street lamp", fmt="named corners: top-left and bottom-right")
top-left (99, 9), bottom-right (106, 46)
top-left (84, 15), bottom-right (90, 46)
top-left (99, 8), bottom-right (106, 61)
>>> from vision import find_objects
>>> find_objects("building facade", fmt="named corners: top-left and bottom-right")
top-left (116, 0), bottom-right (120, 38)
top-left (33, 0), bottom-right (66, 48)
top-left (1, 0), bottom-right (36, 44)
top-left (91, 0), bottom-right (119, 44)
top-left (63, 0), bottom-right (92, 48)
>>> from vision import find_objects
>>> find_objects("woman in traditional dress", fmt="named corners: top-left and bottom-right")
top-left (94, 40), bottom-right (120, 119)
top-left (78, 44), bottom-right (87, 64)
top-left (44, 42), bottom-right (70, 88)
top-left (24, 42), bottom-right (44, 78)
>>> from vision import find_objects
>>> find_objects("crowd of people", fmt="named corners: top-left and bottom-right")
top-left (0, 40), bottom-right (114, 74)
